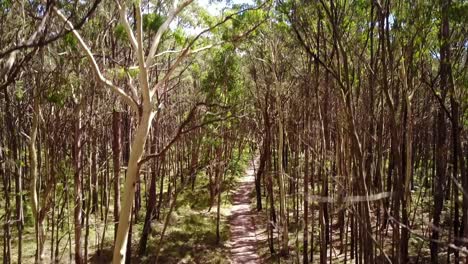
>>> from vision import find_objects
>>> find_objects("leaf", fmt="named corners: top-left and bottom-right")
top-left (0, 0), bottom-right (12, 9)
top-left (128, 68), bottom-right (139, 78)
top-left (450, 3), bottom-right (468, 23)
top-left (15, 87), bottom-right (24, 100)
top-left (114, 24), bottom-right (128, 41)
top-left (143, 13), bottom-right (166, 32)
top-left (64, 32), bottom-right (78, 49)
top-left (173, 27), bottom-right (186, 45)
top-left (46, 92), bottom-right (66, 106)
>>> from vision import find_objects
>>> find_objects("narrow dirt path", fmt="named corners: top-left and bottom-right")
top-left (228, 161), bottom-right (261, 264)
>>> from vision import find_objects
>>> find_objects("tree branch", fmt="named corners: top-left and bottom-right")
top-left (115, 1), bottom-right (139, 51)
top-left (0, 0), bottom-right (102, 58)
top-left (146, 0), bottom-right (194, 67)
top-left (52, 6), bottom-right (139, 113)
top-left (139, 103), bottom-right (232, 165)
top-left (150, 3), bottom-right (269, 100)
top-left (134, 3), bottom-right (151, 105)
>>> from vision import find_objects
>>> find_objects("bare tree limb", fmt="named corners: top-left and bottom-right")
top-left (51, 6), bottom-right (139, 113)
top-left (146, 0), bottom-right (195, 67)
top-left (114, 1), bottom-right (139, 51)
top-left (0, 0), bottom-right (102, 59)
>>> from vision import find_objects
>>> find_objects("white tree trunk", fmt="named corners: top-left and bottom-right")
top-left (29, 86), bottom-right (45, 263)
top-left (276, 91), bottom-right (288, 255)
top-left (112, 106), bottom-right (154, 264)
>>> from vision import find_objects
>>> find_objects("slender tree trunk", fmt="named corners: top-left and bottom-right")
top-left (113, 111), bottom-right (122, 239)
top-left (431, 0), bottom-right (450, 262)
top-left (139, 128), bottom-right (158, 255)
top-left (91, 133), bottom-right (99, 214)
top-left (156, 155), bottom-right (166, 220)
top-left (112, 106), bottom-right (154, 264)
top-left (303, 146), bottom-right (309, 264)
top-left (255, 138), bottom-right (267, 211)
top-left (276, 87), bottom-right (289, 256)
top-left (73, 100), bottom-right (83, 264)
top-left (216, 166), bottom-right (223, 244)
top-left (29, 85), bottom-right (46, 263)
top-left (2, 128), bottom-right (11, 264)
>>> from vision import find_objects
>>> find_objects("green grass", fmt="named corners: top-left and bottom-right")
top-left (139, 151), bottom-right (251, 263)
top-left (0, 149), bottom-right (253, 263)
top-left (143, 208), bottom-right (230, 264)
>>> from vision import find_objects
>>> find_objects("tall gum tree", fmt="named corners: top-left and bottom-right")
top-left (48, 0), bottom-right (211, 262)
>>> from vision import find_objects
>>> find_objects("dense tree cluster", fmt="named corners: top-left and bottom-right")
top-left (245, 1), bottom-right (467, 263)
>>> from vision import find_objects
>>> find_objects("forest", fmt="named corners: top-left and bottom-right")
top-left (0, 0), bottom-right (467, 263)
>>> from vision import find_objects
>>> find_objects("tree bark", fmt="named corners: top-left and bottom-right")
top-left (431, 0), bottom-right (450, 262)
top-left (73, 100), bottom-right (83, 264)
top-left (303, 146), bottom-right (309, 264)
top-left (112, 106), bottom-right (154, 264)
top-left (113, 110), bottom-right (122, 239)
top-left (29, 85), bottom-right (46, 263)
top-left (276, 92), bottom-right (289, 256)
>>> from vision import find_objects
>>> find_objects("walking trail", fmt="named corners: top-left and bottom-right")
top-left (228, 161), bottom-right (261, 264)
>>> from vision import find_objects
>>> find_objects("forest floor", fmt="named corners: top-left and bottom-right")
top-left (5, 172), bottom-right (237, 264)
top-left (227, 160), bottom-right (261, 263)
top-left (2, 154), bottom-right (253, 264)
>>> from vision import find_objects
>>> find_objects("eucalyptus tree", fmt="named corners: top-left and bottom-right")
top-left (48, 0), bottom-right (269, 263)
top-left (48, 0), bottom-right (215, 262)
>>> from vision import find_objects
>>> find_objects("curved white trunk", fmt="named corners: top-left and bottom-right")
top-left (29, 87), bottom-right (45, 263)
top-left (112, 107), bottom-right (154, 264)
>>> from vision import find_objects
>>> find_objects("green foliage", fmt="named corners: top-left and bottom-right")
top-left (151, 210), bottom-right (230, 264)
top-left (16, 159), bottom-right (25, 168)
top-left (227, 147), bottom-right (250, 178)
top-left (24, 209), bottom-right (34, 227)
top-left (144, 156), bottom-right (245, 263)
top-left (201, 44), bottom-right (244, 104)
top-left (277, 0), bottom-right (292, 15)
top-left (45, 72), bottom-right (75, 107)
top-left (450, 2), bottom-right (468, 23)
top-left (143, 13), bottom-right (166, 32)
top-left (14, 82), bottom-right (24, 100)
top-left (275, 20), bottom-right (290, 34)
top-left (108, 66), bottom-right (138, 81)
top-left (46, 90), bottom-right (70, 107)
top-left (128, 67), bottom-right (139, 78)
top-left (191, 62), bottom-right (202, 79)
top-left (172, 27), bottom-right (186, 45)
top-left (219, 6), bottom-right (267, 42)
top-left (63, 32), bottom-right (78, 49)
top-left (0, 0), bottom-right (12, 9)
top-left (114, 23), bottom-right (127, 41)
top-left (199, 8), bottom-right (216, 27)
